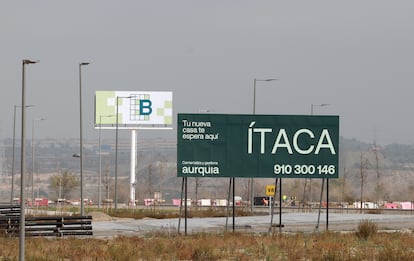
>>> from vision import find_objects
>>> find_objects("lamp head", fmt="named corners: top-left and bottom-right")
top-left (23, 59), bottom-right (39, 64)
top-left (80, 62), bottom-right (90, 66)
top-left (255, 78), bottom-right (279, 82)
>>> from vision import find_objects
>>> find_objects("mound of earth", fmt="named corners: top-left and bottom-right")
top-left (89, 211), bottom-right (114, 221)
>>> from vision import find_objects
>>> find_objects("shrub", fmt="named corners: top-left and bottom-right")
top-left (356, 219), bottom-right (378, 239)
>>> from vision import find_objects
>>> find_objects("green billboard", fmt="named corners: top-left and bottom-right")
top-left (177, 114), bottom-right (339, 178)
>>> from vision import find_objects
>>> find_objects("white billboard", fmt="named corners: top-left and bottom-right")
top-left (95, 91), bottom-right (173, 129)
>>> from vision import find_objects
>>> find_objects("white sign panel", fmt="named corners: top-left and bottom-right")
top-left (95, 91), bottom-right (173, 128)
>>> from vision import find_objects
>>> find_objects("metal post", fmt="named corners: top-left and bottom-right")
top-left (326, 179), bottom-right (329, 231)
top-left (268, 178), bottom-right (278, 234)
top-left (232, 177), bottom-right (235, 231)
top-left (279, 178), bottom-right (282, 233)
top-left (309, 103), bottom-right (329, 206)
top-left (31, 117), bottom-right (45, 207)
top-left (115, 96), bottom-right (131, 211)
top-left (178, 177), bottom-right (185, 233)
top-left (98, 115), bottom-right (102, 209)
top-left (31, 120), bottom-right (35, 208)
top-left (115, 97), bottom-right (119, 211)
top-left (315, 178), bottom-right (325, 231)
top-left (250, 79), bottom-right (256, 213)
top-left (79, 62), bottom-right (89, 216)
top-left (225, 178), bottom-right (231, 231)
top-left (251, 78), bottom-right (278, 212)
top-left (184, 176), bottom-right (187, 235)
top-left (11, 105), bottom-right (17, 204)
top-left (98, 114), bottom-right (113, 209)
top-left (12, 105), bottom-right (34, 205)
top-left (20, 59), bottom-right (38, 261)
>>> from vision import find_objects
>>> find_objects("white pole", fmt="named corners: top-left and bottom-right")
top-left (130, 129), bottom-right (137, 206)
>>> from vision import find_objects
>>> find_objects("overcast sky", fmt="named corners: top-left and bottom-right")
top-left (1, 1), bottom-right (413, 145)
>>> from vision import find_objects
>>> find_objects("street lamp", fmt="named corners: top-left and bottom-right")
top-left (11, 105), bottom-right (34, 204)
top-left (311, 104), bottom-right (330, 116)
top-left (308, 104), bottom-right (330, 204)
top-left (253, 78), bottom-right (278, 114)
top-left (98, 115), bottom-right (114, 209)
top-left (79, 62), bottom-right (89, 216)
top-left (31, 117), bottom-right (46, 207)
top-left (251, 78), bottom-right (278, 212)
top-left (20, 59), bottom-right (39, 261)
top-left (115, 96), bottom-right (131, 211)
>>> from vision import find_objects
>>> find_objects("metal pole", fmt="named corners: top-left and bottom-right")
top-left (98, 114), bottom-right (113, 209)
top-left (98, 115), bottom-right (102, 209)
top-left (232, 177), bottom-right (235, 231)
top-left (225, 178), bottom-right (231, 231)
top-left (309, 103), bottom-right (329, 206)
top-left (250, 79), bottom-right (256, 213)
top-left (31, 118), bottom-right (45, 207)
top-left (20, 59), bottom-right (38, 261)
top-left (178, 177), bottom-right (185, 233)
top-left (11, 105), bottom-right (17, 204)
top-left (315, 178), bottom-right (325, 231)
top-left (184, 176), bottom-right (188, 235)
top-left (31, 120), bottom-right (35, 207)
top-left (114, 96), bottom-right (131, 211)
top-left (279, 178), bottom-right (282, 233)
top-left (326, 179), bottom-right (329, 231)
top-left (19, 60), bottom-right (27, 261)
top-left (310, 105), bottom-right (314, 205)
top-left (115, 97), bottom-right (119, 211)
top-left (12, 105), bottom-right (34, 205)
top-left (251, 78), bottom-right (278, 213)
top-left (79, 62), bottom-right (89, 216)
top-left (268, 178), bottom-right (278, 234)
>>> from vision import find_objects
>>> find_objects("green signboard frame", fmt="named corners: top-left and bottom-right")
top-left (177, 113), bottom-right (339, 179)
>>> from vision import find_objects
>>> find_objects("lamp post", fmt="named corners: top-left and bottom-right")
top-left (79, 62), bottom-right (89, 216)
top-left (98, 115), bottom-right (114, 209)
top-left (20, 59), bottom-right (38, 261)
top-left (251, 78), bottom-right (278, 212)
top-left (115, 96), bottom-right (131, 211)
top-left (11, 105), bottom-right (34, 204)
top-left (311, 103), bottom-right (330, 116)
top-left (309, 104), bottom-right (330, 204)
top-left (31, 117), bottom-right (46, 207)
top-left (312, 103), bottom-right (331, 231)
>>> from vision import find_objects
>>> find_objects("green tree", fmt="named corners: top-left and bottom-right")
top-left (49, 171), bottom-right (80, 200)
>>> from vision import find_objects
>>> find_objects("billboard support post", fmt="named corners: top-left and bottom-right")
top-left (279, 179), bottom-right (282, 233)
top-left (130, 130), bottom-right (137, 206)
top-left (326, 179), bottom-right (329, 230)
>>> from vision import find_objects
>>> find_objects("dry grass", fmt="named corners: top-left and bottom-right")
top-left (106, 207), bottom-right (253, 219)
top-left (1, 230), bottom-right (414, 260)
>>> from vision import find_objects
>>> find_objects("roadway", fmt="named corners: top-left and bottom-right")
top-left (92, 211), bottom-right (414, 238)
